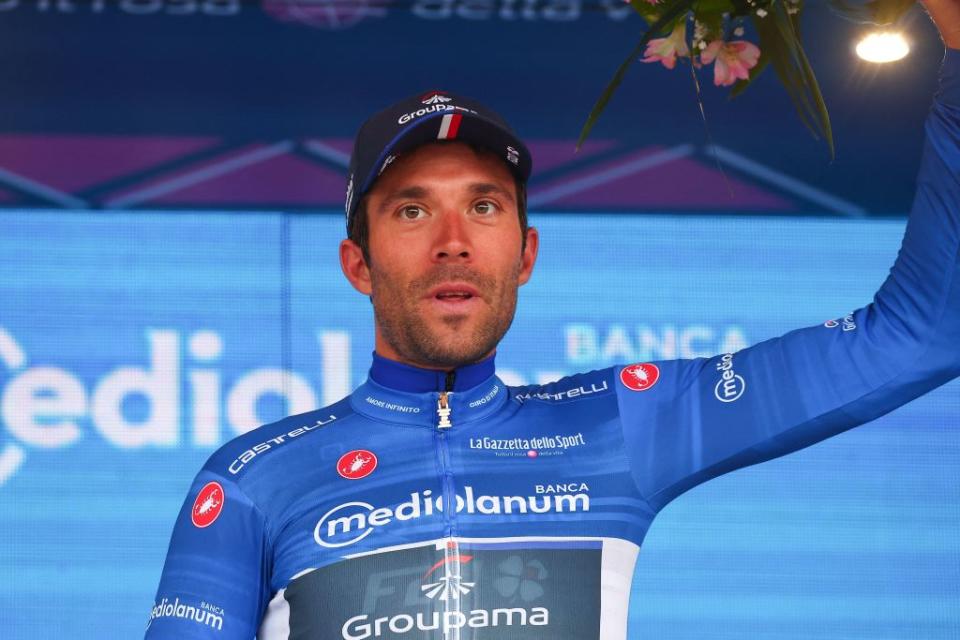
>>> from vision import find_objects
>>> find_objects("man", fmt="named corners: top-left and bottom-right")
top-left (146, 2), bottom-right (960, 638)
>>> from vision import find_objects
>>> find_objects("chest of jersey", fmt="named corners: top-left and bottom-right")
top-left (267, 395), bottom-right (652, 592)
top-left (259, 394), bottom-right (651, 640)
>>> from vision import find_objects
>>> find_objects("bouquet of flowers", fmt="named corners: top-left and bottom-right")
top-left (578, 0), bottom-right (917, 157)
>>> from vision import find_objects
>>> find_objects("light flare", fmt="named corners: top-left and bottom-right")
top-left (855, 32), bottom-right (909, 63)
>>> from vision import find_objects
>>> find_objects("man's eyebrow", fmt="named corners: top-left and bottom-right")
top-left (376, 186), bottom-right (430, 213)
top-left (468, 182), bottom-right (516, 203)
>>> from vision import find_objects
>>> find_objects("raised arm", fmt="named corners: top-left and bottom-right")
top-left (619, 43), bottom-right (960, 512)
top-left (923, 0), bottom-right (960, 50)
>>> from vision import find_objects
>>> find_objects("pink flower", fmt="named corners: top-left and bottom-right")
top-left (641, 22), bottom-right (690, 70)
top-left (700, 39), bottom-right (761, 86)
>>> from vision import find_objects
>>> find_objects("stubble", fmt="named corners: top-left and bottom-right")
top-left (370, 262), bottom-right (520, 369)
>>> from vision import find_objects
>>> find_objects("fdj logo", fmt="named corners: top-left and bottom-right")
top-left (0, 326), bottom-right (353, 486)
top-left (421, 554), bottom-right (475, 600)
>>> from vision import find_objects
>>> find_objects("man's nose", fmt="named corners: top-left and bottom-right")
top-left (433, 212), bottom-right (471, 261)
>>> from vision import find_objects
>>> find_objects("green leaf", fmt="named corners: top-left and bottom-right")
top-left (827, 0), bottom-right (915, 25)
top-left (578, 0), bottom-right (696, 150)
top-left (693, 6), bottom-right (725, 41)
top-left (628, 0), bottom-right (662, 23)
top-left (784, 7), bottom-right (834, 156)
top-left (728, 0), bottom-right (756, 17)
top-left (693, 0), bottom-right (738, 13)
top-left (752, 2), bottom-right (835, 157)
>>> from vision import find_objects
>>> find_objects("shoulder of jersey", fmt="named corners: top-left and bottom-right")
top-left (509, 367), bottom-right (618, 405)
top-left (202, 394), bottom-right (357, 481)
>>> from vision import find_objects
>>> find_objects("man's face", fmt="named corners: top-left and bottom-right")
top-left (340, 142), bottom-right (539, 370)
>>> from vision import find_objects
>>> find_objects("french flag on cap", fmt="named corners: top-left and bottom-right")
top-left (437, 113), bottom-right (462, 140)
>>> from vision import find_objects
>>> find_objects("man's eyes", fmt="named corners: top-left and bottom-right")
top-left (398, 205), bottom-right (427, 220)
top-left (473, 200), bottom-right (499, 215)
top-left (395, 201), bottom-right (500, 219)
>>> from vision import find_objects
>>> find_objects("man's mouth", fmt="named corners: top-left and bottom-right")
top-left (425, 283), bottom-right (482, 311)
top-left (427, 283), bottom-right (481, 301)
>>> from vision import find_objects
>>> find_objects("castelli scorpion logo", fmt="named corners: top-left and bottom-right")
top-left (191, 481), bottom-right (225, 528)
top-left (337, 449), bottom-right (378, 480)
top-left (619, 363), bottom-right (660, 392)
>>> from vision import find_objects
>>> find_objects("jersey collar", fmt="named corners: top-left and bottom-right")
top-left (351, 352), bottom-right (508, 427)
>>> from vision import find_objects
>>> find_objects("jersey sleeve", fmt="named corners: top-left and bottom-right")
top-left (144, 469), bottom-right (272, 639)
top-left (618, 48), bottom-right (960, 513)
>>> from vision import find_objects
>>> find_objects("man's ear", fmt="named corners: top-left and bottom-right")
top-left (518, 226), bottom-right (539, 286)
top-left (340, 239), bottom-right (372, 295)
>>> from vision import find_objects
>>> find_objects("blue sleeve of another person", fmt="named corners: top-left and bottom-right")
top-left (617, 48), bottom-right (960, 513)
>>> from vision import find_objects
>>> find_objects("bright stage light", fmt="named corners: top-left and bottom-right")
top-left (855, 32), bottom-right (910, 63)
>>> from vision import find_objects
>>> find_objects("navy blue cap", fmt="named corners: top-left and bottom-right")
top-left (344, 89), bottom-right (532, 231)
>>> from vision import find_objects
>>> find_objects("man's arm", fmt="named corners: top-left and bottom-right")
top-left (617, 45), bottom-right (960, 512)
top-left (144, 470), bottom-right (271, 639)
top-left (923, 0), bottom-right (960, 50)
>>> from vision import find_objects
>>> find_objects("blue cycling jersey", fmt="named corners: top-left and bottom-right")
top-left (145, 50), bottom-right (960, 640)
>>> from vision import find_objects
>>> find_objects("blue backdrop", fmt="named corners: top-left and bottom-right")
top-left (0, 210), bottom-right (957, 638)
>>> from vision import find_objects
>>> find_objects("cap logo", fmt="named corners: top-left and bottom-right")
top-left (378, 155), bottom-right (397, 175)
top-left (398, 103), bottom-right (476, 126)
top-left (437, 114), bottom-right (463, 140)
top-left (344, 174), bottom-right (355, 218)
top-left (421, 94), bottom-right (452, 105)
top-left (507, 145), bottom-right (520, 165)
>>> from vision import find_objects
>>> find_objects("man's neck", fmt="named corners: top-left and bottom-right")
top-left (368, 351), bottom-right (497, 393)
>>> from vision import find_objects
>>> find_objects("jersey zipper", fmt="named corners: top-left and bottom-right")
top-left (437, 370), bottom-right (454, 429)
top-left (435, 371), bottom-right (461, 633)
top-left (435, 370), bottom-right (458, 537)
